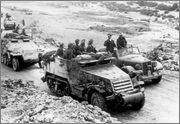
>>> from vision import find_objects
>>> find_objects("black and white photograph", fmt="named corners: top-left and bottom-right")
top-left (1, 1), bottom-right (179, 123)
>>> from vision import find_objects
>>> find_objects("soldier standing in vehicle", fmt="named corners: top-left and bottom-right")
top-left (56, 43), bottom-right (64, 57)
top-left (13, 24), bottom-right (20, 33)
top-left (79, 39), bottom-right (86, 53)
top-left (116, 33), bottom-right (127, 49)
top-left (86, 39), bottom-right (97, 53)
top-left (104, 33), bottom-right (116, 53)
top-left (74, 39), bottom-right (81, 56)
top-left (64, 43), bottom-right (75, 60)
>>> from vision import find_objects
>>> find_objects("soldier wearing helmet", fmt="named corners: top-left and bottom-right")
top-left (116, 33), bottom-right (127, 49)
top-left (86, 39), bottom-right (97, 53)
top-left (74, 39), bottom-right (81, 56)
top-left (79, 39), bottom-right (86, 53)
top-left (56, 42), bottom-right (64, 57)
top-left (64, 43), bottom-right (75, 60)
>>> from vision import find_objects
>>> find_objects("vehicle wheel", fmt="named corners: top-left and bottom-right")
top-left (152, 76), bottom-right (162, 84)
top-left (47, 77), bottom-right (70, 97)
top-left (12, 58), bottom-right (20, 71)
top-left (131, 94), bottom-right (145, 110)
top-left (91, 92), bottom-right (107, 111)
top-left (1, 55), bottom-right (4, 63)
top-left (47, 77), bottom-right (56, 94)
top-left (3, 55), bottom-right (8, 65)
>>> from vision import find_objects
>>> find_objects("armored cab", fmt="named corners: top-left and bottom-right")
top-left (1, 32), bottom-right (42, 71)
top-left (113, 45), bottom-right (163, 84)
top-left (41, 52), bottom-right (145, 111)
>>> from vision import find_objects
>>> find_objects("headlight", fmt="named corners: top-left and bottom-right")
top-left (135, 64), bottom-right (142, 70)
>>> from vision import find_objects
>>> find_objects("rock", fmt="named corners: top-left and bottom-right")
top-left (1, 78), bottom-right (121, 123)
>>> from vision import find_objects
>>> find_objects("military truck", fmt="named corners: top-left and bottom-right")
top-left (1, 32), bottom-right (42, 71)
top-left (113, 45), bottom-right (163, 84)
top-left (41, 52), bottom-right (145, 111)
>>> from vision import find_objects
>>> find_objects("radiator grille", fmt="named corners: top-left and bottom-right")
top-left (112, 80), bottom-right (133, 93)
top-left (142, 61), bottom-right (152, 75)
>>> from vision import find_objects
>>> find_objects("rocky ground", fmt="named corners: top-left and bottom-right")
top-left (1, 78), bottom-right (120, 123)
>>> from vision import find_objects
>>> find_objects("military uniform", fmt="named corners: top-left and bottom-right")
top-left (86, 45), bottom-right (97, 53)
top-left (74, 45), bottom-right (81, 56)
top-left (104, 39), bottom-right (116, 53)
top-left (56, 48), bottom-right (64, 57)
top-left (116, 35), bottom-right (127, 49)
top-left (64, 49), bottom-right (75, 60)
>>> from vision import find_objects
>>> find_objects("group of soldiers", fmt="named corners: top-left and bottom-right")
top-left (56, 38), bottom-right (97, 60)
top-left (56, 33), bottom-right (127, 59)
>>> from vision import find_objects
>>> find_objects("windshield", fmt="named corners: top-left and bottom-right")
top-left (117, 47), bottom-right (140, 57)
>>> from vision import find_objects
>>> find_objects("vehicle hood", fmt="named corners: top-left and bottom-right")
top-left (118, 54), bottom-right (150, 63)
top-left (82, 64), bottom-right (130, 82)
top-left (7, 42), bottom-right (39, 53)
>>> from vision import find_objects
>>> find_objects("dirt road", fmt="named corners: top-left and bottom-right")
top-left (1, 64), bottom-right (179, 123)
top-left (1, 1), bottom-right (179, 123)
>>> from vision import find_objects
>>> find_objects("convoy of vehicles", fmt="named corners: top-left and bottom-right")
top-left (113, 45), bottom-right (163, 84)
top-left (41, 52), bottom-right (145, 110)
top-left (1, 13), bottom-right (165, 112)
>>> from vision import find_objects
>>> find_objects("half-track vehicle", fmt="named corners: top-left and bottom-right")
top-left (113, 45), bottom-right (163, 84)
top-left (1, 32), bottom-right (42, 71)
top-left (41, 51), bottom-right (145, 111)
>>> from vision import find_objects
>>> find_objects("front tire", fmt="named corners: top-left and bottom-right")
top-left (12, 58), bottom-right (20, 71)
top-left (91, 92), bottom-right (107, 111)
top-left (152, 76), bottom-right (162, 84)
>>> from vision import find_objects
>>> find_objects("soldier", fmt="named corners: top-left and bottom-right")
top-left (64, 43), bottom-right (75, 60)
top-left (74, 39), bottom-right (81, 56)
top-left (56, 43), bottom-right (64, 57)
top-left (13, 24), bottom-right (20, 33)
top-left (116, 33), bottom-right (127, 49)
top-left (86, 39), bottom-right (97, 53)
top-left (79, 39), bottom-right (86, 53)
top-left (104, 33), bottom-right (116, 53)
top-left (21, 28), bottom-right (28, 36)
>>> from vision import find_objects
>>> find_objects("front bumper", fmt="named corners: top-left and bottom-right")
top-left (141, 69), bottom-right (163, 81)
top-left (24, 58), bottom-right (39, 63)
top-left (106, 91), bottom-right (144, 105)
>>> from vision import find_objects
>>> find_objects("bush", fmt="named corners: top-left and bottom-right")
top-left (136, 1), bottom-right (158, 7)
top-left (139, 9), bottom-right (158, 16)
top-left (156, 3), bottom-right (178, 11)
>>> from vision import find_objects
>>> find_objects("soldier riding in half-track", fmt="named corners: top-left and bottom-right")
top-left (41, 51), bottom-right (145, 111)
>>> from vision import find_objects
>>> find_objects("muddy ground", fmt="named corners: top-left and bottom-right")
top-left (1, 1), bottom-right (179, 123)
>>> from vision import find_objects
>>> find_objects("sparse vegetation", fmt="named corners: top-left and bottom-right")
top-left (136, 1), bottom-right (158, 7)
top-left (156, 3), bottom-right (179, 11)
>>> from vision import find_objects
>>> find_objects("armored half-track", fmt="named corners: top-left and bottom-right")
top-left (1, 32), bottom-right (42, 71)
top-left (41, 51), bottom-right (145, 111)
